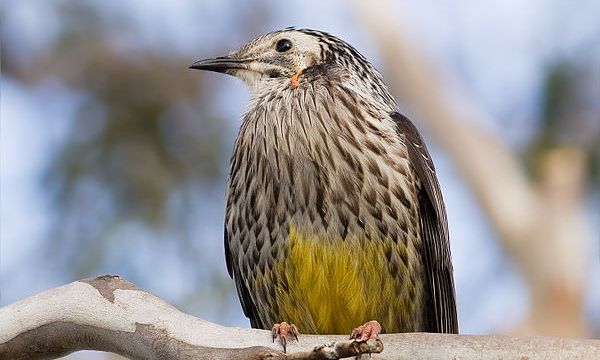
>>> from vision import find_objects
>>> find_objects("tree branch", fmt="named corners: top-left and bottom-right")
top-left (1, 276), bottom-right (598, 359)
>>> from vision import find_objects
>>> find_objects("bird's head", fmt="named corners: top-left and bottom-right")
top-left (190, 28), bottom-right (387, 97)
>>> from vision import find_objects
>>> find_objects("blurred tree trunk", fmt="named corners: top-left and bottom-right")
top-left (353, 0), bottom-right (593, 337)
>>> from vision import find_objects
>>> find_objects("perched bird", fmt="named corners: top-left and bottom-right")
top-left (190, 28), bottom-right (458, 349)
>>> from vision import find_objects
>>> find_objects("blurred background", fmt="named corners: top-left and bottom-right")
top-left (1, 1), bottom-right (599, 358)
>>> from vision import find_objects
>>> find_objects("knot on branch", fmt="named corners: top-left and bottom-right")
top-left (80, 275), bottom-right (140, 303)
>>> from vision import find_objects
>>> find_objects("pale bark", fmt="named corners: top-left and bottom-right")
top-left (1, 276), bottom-right (599, 360)
top-left (353, 0), bottom-right (593, 337)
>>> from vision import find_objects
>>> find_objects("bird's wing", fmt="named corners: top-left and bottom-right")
top-left (225, 222), bottom-right (262, 328)
top-left (391, 112), bottom-right (459, 333)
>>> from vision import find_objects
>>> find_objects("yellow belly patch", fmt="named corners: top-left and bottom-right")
top-left (254, 225), bottom-right (419, 334)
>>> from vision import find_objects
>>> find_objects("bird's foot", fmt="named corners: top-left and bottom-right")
top-left (350, 320), bottom-right (382, 340)
top-left (271, 321), bottom-right (299, 353)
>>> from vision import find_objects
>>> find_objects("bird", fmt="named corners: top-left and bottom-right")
top-left (190, 27), bottom-right (458, 351)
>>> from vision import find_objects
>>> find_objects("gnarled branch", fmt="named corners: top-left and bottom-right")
top-left (1, 276), bottom-right (598, 359)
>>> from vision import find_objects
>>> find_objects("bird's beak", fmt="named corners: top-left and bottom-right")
top-left (189, 56), bottom-right (248, 74)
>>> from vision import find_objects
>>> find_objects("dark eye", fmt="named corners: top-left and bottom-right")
top-left (275, 39), bottom-right (293, 52)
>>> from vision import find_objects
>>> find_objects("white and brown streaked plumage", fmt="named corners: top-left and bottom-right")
top-left (191, 28), bottom-right (458, 345)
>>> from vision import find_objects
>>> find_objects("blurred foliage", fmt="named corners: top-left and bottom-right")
top-left (526, 61), bottom-right (600, 188)
top-left (2, 1), bottom-right (234, 276)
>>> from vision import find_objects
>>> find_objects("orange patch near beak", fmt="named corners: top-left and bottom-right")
top-left (290, 70), bottom-right (302, 89)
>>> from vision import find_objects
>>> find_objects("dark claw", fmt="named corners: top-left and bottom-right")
top-left (281, 333), bottom-right (287, 353)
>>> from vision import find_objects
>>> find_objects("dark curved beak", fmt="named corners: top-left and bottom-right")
top-left (189, 56), bottom-right (248, 73)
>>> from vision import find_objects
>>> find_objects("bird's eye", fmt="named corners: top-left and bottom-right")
top-left (275, 39), bottom-right (293, 53)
